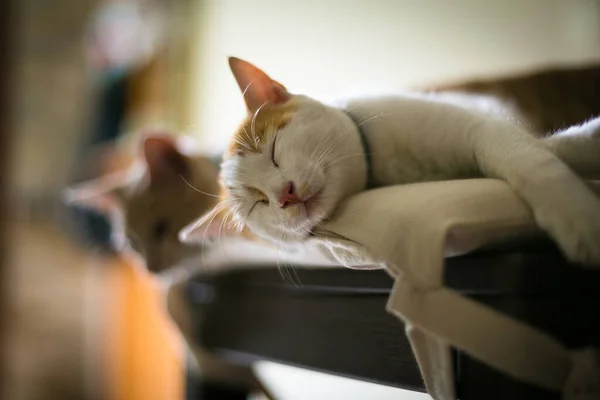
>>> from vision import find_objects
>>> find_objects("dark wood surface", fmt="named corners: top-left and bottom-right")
top-left (187, 247), bottom-right (600, 399)
top-left (189, 268), bottom-right (424, 392)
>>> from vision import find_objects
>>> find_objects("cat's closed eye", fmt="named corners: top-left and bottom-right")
top-left (245, 186), bottom-right (269, 203)
top-left (152, 219), bottom-right (169, 240)
top-left (244, 186), bottom-right (269, 217)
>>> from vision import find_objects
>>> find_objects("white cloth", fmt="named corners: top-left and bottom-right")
top-left (313, 178), bottom-right (600, 400)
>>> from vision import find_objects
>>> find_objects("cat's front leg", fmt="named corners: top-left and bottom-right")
top-left (475, 124), bottom-right (600, 266)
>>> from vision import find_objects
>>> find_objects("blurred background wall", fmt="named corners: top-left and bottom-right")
top-left (188, 0), bottom-right (600, 151)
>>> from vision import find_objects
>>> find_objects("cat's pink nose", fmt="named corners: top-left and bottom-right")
top-left (279, 181), bottom-right (301, 208)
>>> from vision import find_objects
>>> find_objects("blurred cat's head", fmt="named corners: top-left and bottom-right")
top-left (181, 58), bottom-right (366, 246)
top-left (65, 134), bottom-right (220, 273)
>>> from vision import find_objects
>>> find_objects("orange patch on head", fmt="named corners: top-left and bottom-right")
top-left (228, 100), bottom-right (298, 155)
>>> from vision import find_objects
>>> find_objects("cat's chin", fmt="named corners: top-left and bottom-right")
top-left (257, 219), bottom-right (320, 246)
top-left (251, 195), bottom-right (333, 246)
top-left (292, 216), bottom-right (327, 242)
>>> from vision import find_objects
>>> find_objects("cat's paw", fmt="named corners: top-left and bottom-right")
top-left (537, 202), bottom-right (600, 267)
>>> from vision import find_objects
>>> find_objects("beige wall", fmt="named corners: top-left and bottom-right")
top-left (189, 0), bottom-right (600, 151)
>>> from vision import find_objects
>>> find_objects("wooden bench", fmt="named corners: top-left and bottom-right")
top-left (184, 245), bottom-right (600, 399)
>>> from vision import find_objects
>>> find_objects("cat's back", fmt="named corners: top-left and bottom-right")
top-left (340, 90), bottom-right (504, 139)
top-left (340, 92), bottom-right (489, 185)
top-left (340, 88), bottom-right (522, 124)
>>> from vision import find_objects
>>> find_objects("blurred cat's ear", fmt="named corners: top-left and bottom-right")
top-left (143, 135), bottom-right (191, 184)
top-left (62, 173), bottom-right (127, 215)
top-left (228, 57), bottom-right (291, 112)
top-left (179, 206), bottom-right (251, 244)
top-left (179, 207), bottom-right (227, 243)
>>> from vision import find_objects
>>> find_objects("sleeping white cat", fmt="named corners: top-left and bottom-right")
top-left (182, 57), bottom-right (600, 265)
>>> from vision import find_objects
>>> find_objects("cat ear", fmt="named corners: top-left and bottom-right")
top-left (228, 57), bottom-right (291, 112)
top-left (63, 173), bottom-right (127, 215)
top-left (143, 135), bottom-right (191, 184)
top-left (179, 206), bottom-right (243, 244)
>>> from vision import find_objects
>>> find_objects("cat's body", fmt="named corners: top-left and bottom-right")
top-left (182, 58), bottom-right (600, 266)
top-left (344, 93), bottom-right (509, 186)
top-left (66, 134), bottom-right (220, 273)
top-left (341, 92), bottom-right (600, 186)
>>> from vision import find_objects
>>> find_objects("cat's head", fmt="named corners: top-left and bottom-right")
top-left (182, 58), bottom-right (366, 246)
top-left (65, 134), bottom-right (220, 273)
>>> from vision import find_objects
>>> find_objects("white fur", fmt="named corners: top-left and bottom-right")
top-left (220, 95), bottom-right (365, 246)
top-left (221, 91), bottom-right (600, 264)
top-left (543, 117), bottom-right (600, 178)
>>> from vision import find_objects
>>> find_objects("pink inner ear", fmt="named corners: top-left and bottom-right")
top-left (180, 212), bottom-right (228, 243)
top-left (143, 136), bottom-right (190, 183)
top-left (192, 220), bottom-right (222, 240)
top-left (228, 57), bottom-right (290, 112)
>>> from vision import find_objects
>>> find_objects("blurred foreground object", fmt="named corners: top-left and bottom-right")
top-left (0, 0), bottom-right (13, 397)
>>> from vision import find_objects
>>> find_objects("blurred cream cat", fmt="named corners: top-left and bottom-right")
top-left (182, 57), bottom-right (600, 265)
top-left (66, 133), bottom-right (220, 273)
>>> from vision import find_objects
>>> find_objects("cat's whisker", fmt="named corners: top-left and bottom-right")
top-left (287, 262), bottom-right (302, 288)
top-left (274, 245), bottom-right (291, 286)
top-left (251, 102), bottom-right (269, 148)
top-left (357, 111), bottom-right (389, 125)
top-left (233, 137), bottom-right (253, 152)
top-left (240, 81), bottom-right (258, 150)
top-left (341, 103), bottom-right (360, 113)
top-left (273, 232), bottom-right (289, 284)
top-left (241, 80), bottom-right (254, 98)
top-left (310, 118), bottom-right (337, 162)
top-left (327, 112), bottom-right (387, 155)
top-left (312, 112), bottom-right (388, 166)
top-left (179, 175), bottom-right (220, 198)
top-left (240, 126), bottom-right (254, 151)
top-left (285, 236), bottom-right (307, 288)
top-left (211, 202), bottom-right (240, 261)
top-left (198, 202), bottom-right (231, 264)
top-left (229, 204), bottom-right (245, 234)
top-left (310, 113), bottom-right (366, 164)
top-left (313, 125), bottom-right (353, 166)
top-left (275, 234), bottom-right (302, 288)
top-left (316, 120), bottom-right (358, 157)
top-left (325, 151), bottom-right (383, 168)
top-left (216, 208), bottom-right (236, 261)
top-left (313, 115), bottom-right (385, 166)
top-left (231, 211), bottom-right (245, 233)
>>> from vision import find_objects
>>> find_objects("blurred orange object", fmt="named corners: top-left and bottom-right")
top-left (105, 256), bottom-right (184, 400)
